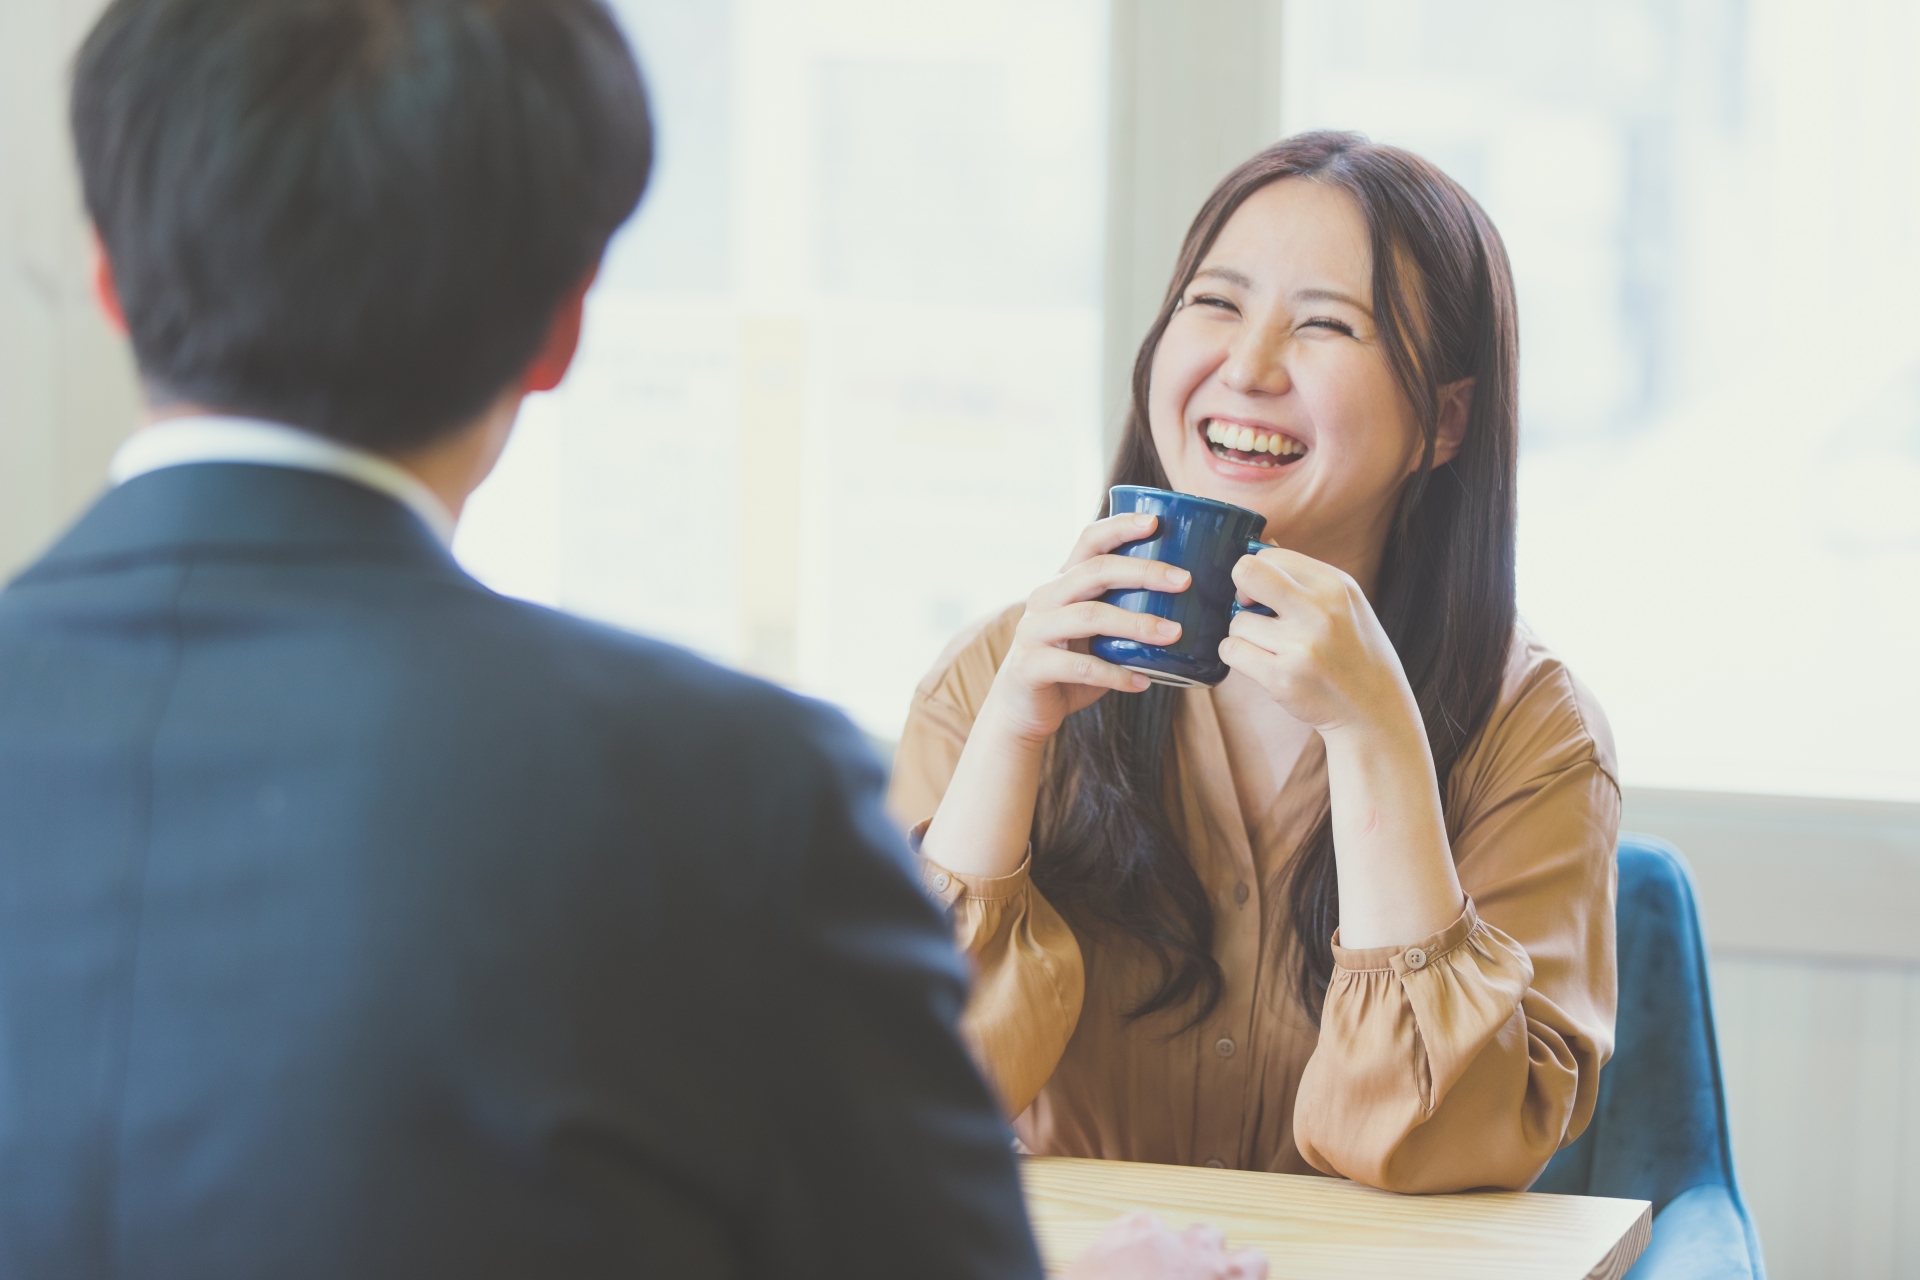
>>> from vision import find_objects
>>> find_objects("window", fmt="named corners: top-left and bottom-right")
top-left (1283, 0), bottom-right (1920, 800)
top-left (455, 0), bottom-right (1109, 736)
top-left (460, 0), bottom-right (1919, 801)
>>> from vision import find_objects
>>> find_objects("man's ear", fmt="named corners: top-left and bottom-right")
top-left (521, 270), bottom-right (597, 393)
top-left (1431, 377), bottom-right (1474, 467)
top-left (89, 229), bottom-right (128, 336)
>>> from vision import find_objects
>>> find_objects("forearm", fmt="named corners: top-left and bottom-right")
top-left (918, 698), bottom-right (1048, 879)
top-left (1321, 703), bottom-right (1464, 949)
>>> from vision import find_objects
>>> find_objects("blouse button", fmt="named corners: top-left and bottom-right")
top-left (1214, 1037), bottom-right (1236, 1059)
top-left (933, 872), bottom-right (951, 892)
top-left (1204, 1158), bottom-right (1226, 1169)
top-left (1404, 947), bottom-right (1428, 970)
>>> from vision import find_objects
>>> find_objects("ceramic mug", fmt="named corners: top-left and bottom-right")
top-left (1090, 485), bottom-right (1274, 688)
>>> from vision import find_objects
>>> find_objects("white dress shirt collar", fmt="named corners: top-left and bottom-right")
top-left (108, 415), bottom-right (458, 547)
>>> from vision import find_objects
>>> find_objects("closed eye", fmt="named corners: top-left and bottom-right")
top-left (1187, 292), bottom-right (1240, 314)
top-left (1303, 316), bottom-right (1355, 336)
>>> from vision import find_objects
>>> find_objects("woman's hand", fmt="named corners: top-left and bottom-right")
top-left (1218, 547), bottom-right (1419, 741)
top-left (1222, 546), bottom-right (1464, 949)
top-left (978, 512), bottom-right (1192, 746)
top-left (919, 514), bottom-right (1187, 880)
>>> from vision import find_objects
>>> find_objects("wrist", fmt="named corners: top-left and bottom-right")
top-left (1320, 682), bottom-right (1427, 759)
top-left (976, 684), bottom-right (1061, 752)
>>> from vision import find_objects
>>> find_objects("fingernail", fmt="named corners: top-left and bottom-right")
top-left (1155, 619), bottom-right (1180, 639)
top-left (1165, 567), bottom-right (1190, 585)
top-left (1133, 513), bottom-right (1154, 526)
top-left (1131, 673), bottom-right (1150, 690)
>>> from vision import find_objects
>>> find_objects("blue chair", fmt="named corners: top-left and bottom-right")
top-left (1533, 835), bottom-right (1766, 1277)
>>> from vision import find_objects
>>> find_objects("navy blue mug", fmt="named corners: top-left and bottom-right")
top-left (1090, 486), bottom-right (1273, 688)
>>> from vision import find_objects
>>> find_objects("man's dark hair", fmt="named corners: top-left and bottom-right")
top-left (72, 0), bottom-right (652, 451)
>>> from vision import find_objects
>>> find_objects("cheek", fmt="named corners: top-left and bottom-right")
top-left (1299, 350), bottom-right (1422, 474)
top-left (1146, 325), bottom-right (1212, 447)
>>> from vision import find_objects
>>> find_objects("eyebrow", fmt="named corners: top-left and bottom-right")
top-left (1189, 269), bottom-right (1375, 316)
top-left (1192, 266), bottom-right (1254, 289)
top-left (1293, 287), bottom-right (1374, 316)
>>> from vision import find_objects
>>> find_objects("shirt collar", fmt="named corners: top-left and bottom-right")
top-left (108, 415), bottom-right (458, 547)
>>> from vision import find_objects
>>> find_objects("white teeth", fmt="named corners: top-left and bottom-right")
top-left (1203, 419), bottom-right (1307, 461)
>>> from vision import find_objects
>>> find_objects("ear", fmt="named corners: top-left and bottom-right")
top-left (89, 228), bottom-right (128, 336)
top-left (1431, 377), bottom-right (1473, 468)
top-left (521, 269), bottom-right (597, 393)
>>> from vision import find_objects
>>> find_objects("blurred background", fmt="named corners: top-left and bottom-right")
top-left (3, 0), bottom-right (1916, 1273)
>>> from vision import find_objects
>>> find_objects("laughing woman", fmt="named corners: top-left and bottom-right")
top-left (888, 132), bottom-right (1619, 1193)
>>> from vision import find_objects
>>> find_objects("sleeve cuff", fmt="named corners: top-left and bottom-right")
top-left (906, 817), bottom-right (1033, 908)
top-left (1329, 898), bottom-right (1483, 976)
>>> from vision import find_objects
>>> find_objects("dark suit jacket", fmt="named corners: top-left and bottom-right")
top-left (0, 463), bottom-right (1042, 1280)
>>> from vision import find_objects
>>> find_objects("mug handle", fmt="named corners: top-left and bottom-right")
top-left (1230, 539), bottom-right (1278, 618)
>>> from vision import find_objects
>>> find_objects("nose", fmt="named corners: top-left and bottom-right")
top-left (1218, 320), bottom-right (1292, 397)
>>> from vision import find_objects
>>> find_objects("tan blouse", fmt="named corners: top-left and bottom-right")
top-left (887, 605), bottom-right (1621, 1194)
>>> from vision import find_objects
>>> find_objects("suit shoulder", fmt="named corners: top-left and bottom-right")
top-left (475, 590), bottom-right (868, 770)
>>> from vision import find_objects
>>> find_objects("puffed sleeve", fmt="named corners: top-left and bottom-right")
top-left (1292, 655), bottom-right (1621, 1193)
top-left (887, 607), bottom-right (1086, 1117)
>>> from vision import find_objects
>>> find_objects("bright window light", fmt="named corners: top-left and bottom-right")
top-left (456, 0), bottom-right (1109, 738)
top-left (1283, 0), bottom-right (1920, 801)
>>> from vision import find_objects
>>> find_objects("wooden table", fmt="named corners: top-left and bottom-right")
top-left (1022, 1157), bottom-right (1651, 1280)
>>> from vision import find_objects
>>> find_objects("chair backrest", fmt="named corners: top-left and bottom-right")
top-left (1533, 837), bottom-right (1756, 1234)
top-left (1535, 836), bottom-right (1729, 1204)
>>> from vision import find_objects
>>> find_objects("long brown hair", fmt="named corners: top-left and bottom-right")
top-left (1031, 132), bottom-right (1520, 1026)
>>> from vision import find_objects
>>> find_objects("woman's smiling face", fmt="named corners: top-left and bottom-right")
top-left (1148, 177), bottom-right (1456, 589)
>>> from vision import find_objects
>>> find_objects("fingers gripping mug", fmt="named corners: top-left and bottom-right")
top-left (1090, 486), bottom-right (1274, 688)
